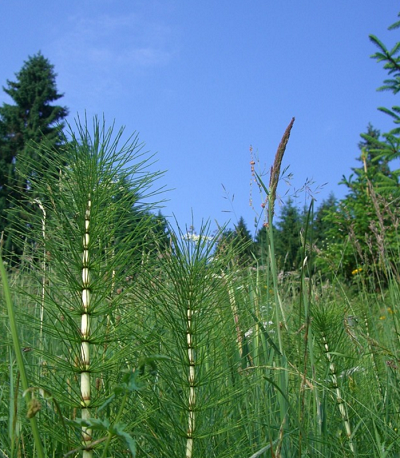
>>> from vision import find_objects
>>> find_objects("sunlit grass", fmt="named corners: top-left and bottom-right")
top-left (1, 118), bottom-right (400, 457)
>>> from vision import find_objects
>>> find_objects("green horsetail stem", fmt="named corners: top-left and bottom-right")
top-left (81, 198), bottom-right (93, 458)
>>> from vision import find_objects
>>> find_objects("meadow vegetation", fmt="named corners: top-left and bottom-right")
top-left (1, 12), bottom-right (400, 458)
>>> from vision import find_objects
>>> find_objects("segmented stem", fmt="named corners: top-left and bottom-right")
top-left (81, 199), bottom-right (92, 457)
top-left (322, 335), bottom-right (355, 454)
top-left (186, 305), bottom-right (195, 458)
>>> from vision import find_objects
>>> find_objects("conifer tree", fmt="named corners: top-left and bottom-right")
top-left (318, 125), bottom-right (400, 281)
top-left (365, 13), bottom-right (400, 192)
top-left (216, 216), bottom-right (255, 267)
top-left (274, 198), bottom-right (302, 272)
top-left (254, 224), bottom-right (268, 265)
top-left (315, 13), bottom-right (400, 281)
top-left (342, 124), bottom-right (398, 196)
top-left (0, 52), bottom-right (68, 255)
top-left (313, 193), bottom-right (338, 249)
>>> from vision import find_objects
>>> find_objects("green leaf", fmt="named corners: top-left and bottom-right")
top-left (254, 171), bottom-right (269, 196)
top-left (116, 370), bottom-right (144, 394)
top-left (111, 424), bottom-right (136, 457)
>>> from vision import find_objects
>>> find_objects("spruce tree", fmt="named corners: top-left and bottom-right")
top-left (313, 193), bottom-right (338, 249)
top-left (254, 225), bottom-right (269, 265)
top-left (234, 216), bottom-right (255, 266)
top-left (215, 216), bottom-right (255, 267)
top-left (364, 13), bottom-right (400, 192)
top-left (315, 13), bottom-right (400, 281)
top-left (318, 125), bottom-right (400, 281)
top-left (274, 198), bottom-right (302, 272)
top-left (0, 52), bottom-right (68, 256)
top-left (318, 128), bottom-right (387, 279)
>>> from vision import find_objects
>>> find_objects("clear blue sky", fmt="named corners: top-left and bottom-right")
top-left (1, 1), bottom-right (399, 236)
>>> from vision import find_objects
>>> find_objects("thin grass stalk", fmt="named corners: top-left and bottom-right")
top-left (33, 199), bottom-right (46, 363)
top-left (9, 350), bottom-right (17, 456)
top-left (298, 201), bottom-right (315, 452)
top-left (265, 115), bottom-right (294, 333)
top-left (267, 208), bottom-right (287, 344)
top-left (0, 251), bottom-right (45, 458)
top-left (254, 172), bottom-right (287, 343)
top-left (253, 120), bottom-right (295, 453)
top-left (253, 117), bottom-right (294, 335)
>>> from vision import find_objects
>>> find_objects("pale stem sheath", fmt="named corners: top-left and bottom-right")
top-left (81, 199), bottom-right (92, 458)
top-left (186, 305), bottom-right (195, 458)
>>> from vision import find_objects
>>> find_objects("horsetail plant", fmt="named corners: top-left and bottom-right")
top-left (6, 115), bottom-right (165, 456)
top-left (312, 302), bottom-right (356, 454)
top-left (135, 224), bottom-right (256, 458)
top-left (5, 113), bottom-right (400, 457)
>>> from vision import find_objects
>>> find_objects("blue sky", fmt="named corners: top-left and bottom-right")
top-left (1, 1), bottom-right (399, 236)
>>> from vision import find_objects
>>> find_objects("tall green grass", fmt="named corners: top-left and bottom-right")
top-left (1, 117), bottom-right (400, 457)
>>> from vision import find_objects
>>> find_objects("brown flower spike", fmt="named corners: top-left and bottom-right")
top-left (269, 117), bottom-right (295, 217)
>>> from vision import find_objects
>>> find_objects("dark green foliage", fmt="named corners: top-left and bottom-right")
top-left (0, 53), bottom-right (68, 257)
top-left (216, 216), bottom-right (255, 267)
top-left (313, 193), bottom-right (338, 249)
top-left (315, 124), bottom-right (400, 282)
top-left (367, 14), bottom-right (400, 185)
top-left (274, 198), bottom-right (302, 271)
top-left (370, 12), bottom-right (400, 95)
top-left (5, 116), bottom-right (165, 456)
top-left (151, 211), bottom-right (170, 252)
top-left (136, 224), bottom-right (252, 458)
top-left (314, 14), bottom-right (400, 282)
top-left (109, 176), bottom-right (170, 268)
top-left (254, 223), bottom-right (269, 264)
top-left (3, 13), bottom-right (400, 457)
